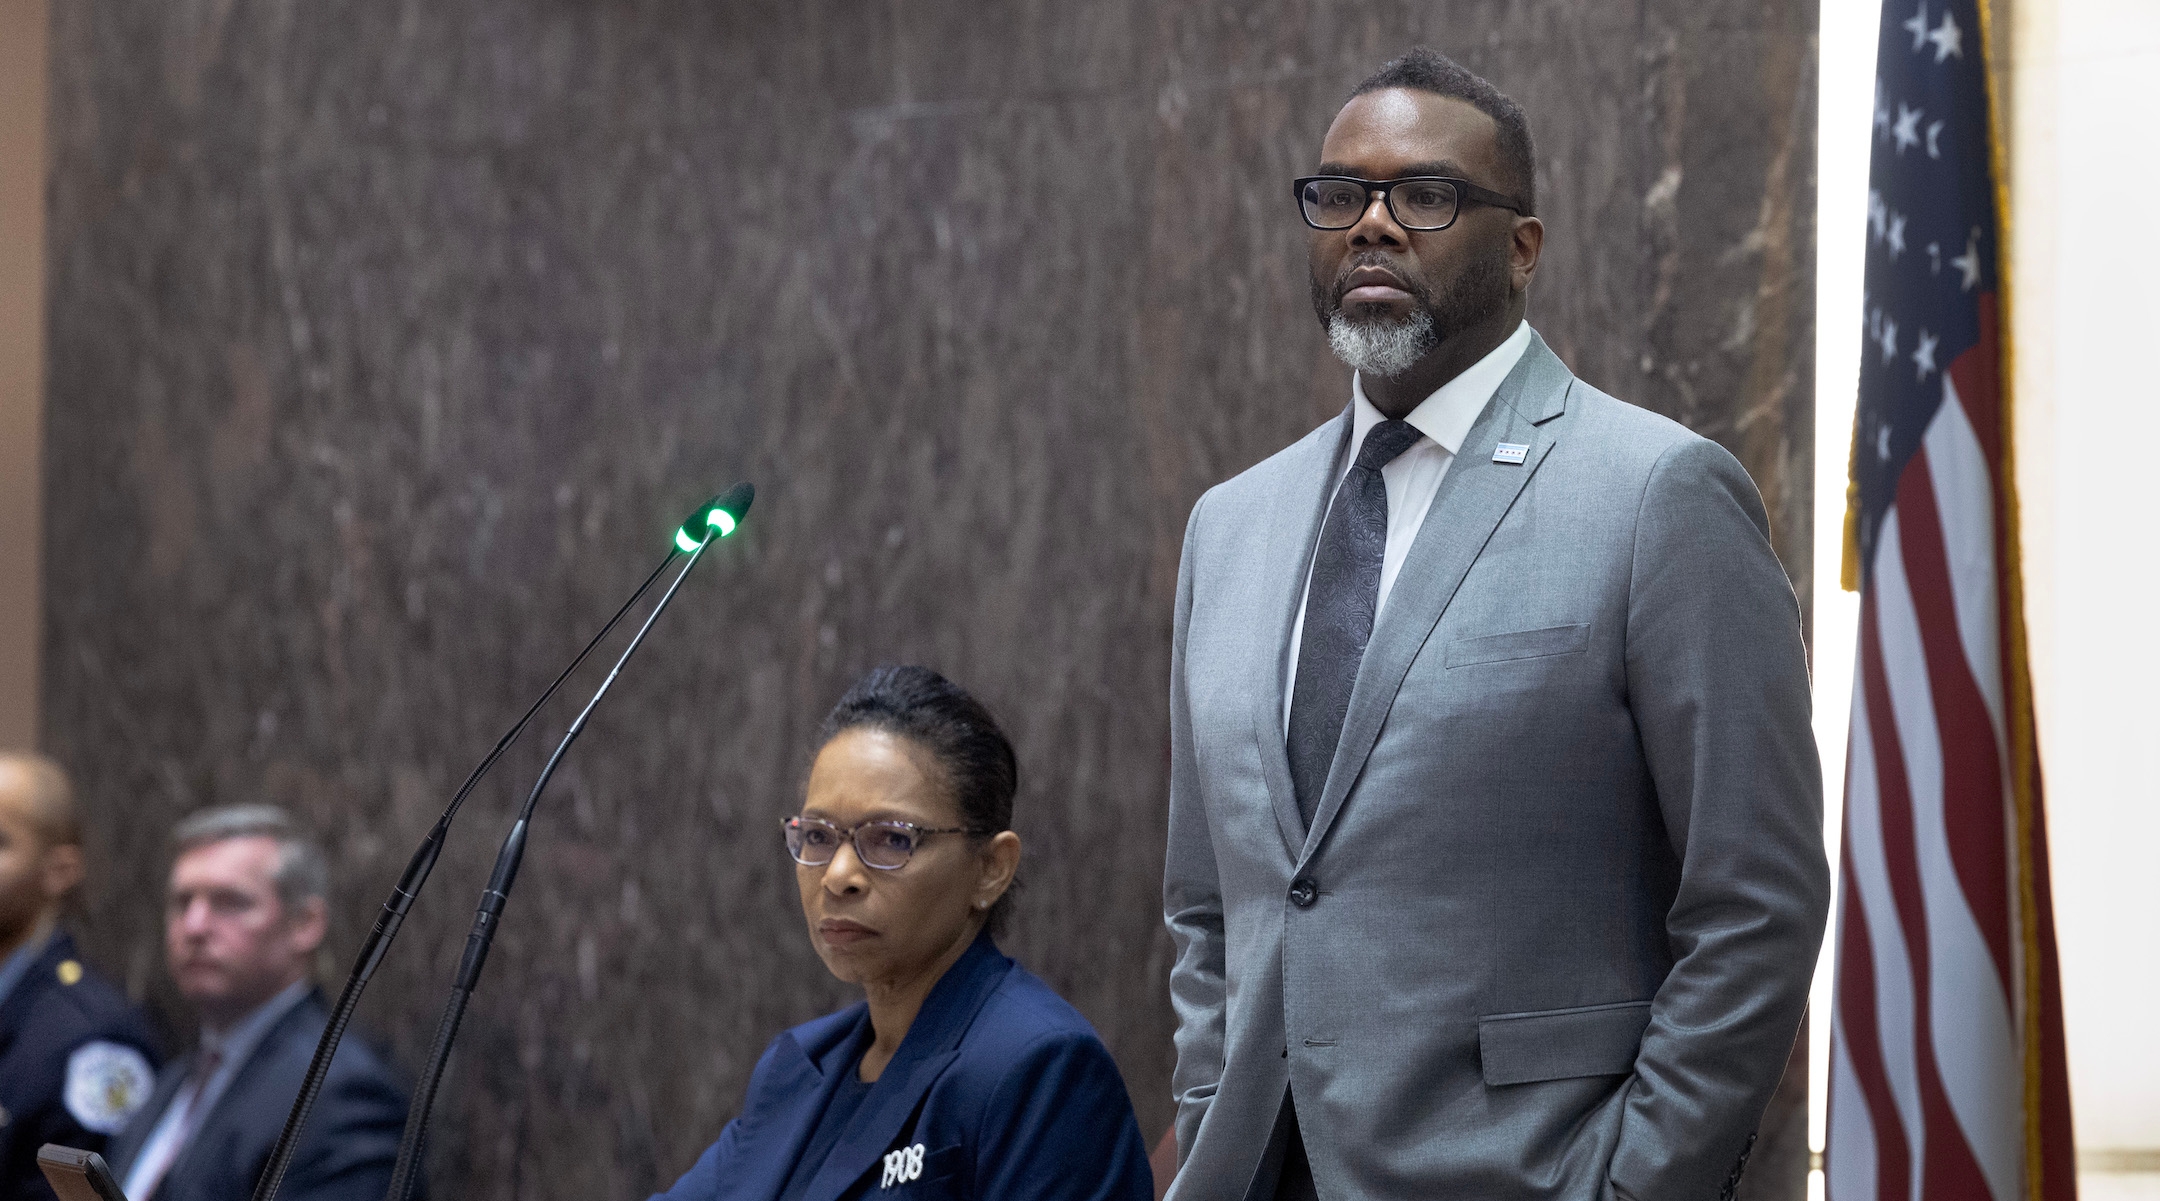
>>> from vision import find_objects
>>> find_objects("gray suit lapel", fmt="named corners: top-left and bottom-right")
top-left (1299, 335), bottom-right (1575, 863)
top-left (1249, 408), bottom-right (1353, 860)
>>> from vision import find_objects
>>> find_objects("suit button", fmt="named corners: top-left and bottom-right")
top-left (1288, 877), bottom-right (1318, 908)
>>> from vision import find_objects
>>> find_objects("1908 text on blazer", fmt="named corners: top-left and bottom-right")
top-left (1163, 332), bottom-right (1830, 1201)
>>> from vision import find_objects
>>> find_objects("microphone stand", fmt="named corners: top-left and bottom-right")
top-left (246, 556), bottom-right (677, 1201)
top-left (248, 486), bottom-right (751, 1201)
top-left (383, 491), bottom-right (743, 1201)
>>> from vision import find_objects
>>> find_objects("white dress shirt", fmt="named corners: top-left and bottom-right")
top-left (1284, 320), bottom-right (1534, 733)
top-left (122, 980), bottom-right (312, 1199)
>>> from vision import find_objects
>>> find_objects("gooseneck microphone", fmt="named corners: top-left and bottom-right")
top-left (247, 486), bottom-right (754, 1201)
top-left (382, 483), bottom-right (753, 1201)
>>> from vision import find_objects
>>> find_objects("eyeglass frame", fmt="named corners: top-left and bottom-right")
top-left (782, 814), bottom-right (975, 871)
top-left (1292, 174), bottom-right (1529, 232)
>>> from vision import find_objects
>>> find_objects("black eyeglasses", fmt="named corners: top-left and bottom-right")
top-left (783, 816), bottom-right (970, 870)
top-left (1293, 175), bottom-right (1527, 232)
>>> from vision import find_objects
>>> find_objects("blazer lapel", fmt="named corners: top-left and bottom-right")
top-left (730, 1020), bottom-right (856, 1201)
top-left (1300, 335), bottom-right (1575, 862)
top-left (161, 994), bottom-right (320, 1191)
top-left (801, 934), bottom-right (1014, 1201)
top-left (1249, 408), bottom-right (1354, 859)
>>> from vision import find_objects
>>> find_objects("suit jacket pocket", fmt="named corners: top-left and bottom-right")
top-left (1478, 999), bottom-right (1652, 1086)
top-left (1445, 623), bottom-right (1591, 669)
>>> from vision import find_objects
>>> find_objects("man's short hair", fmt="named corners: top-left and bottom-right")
top-left (0, 752), bottom-right (81, 847)
top-left (1351, 47), bottom-right (1538, 217)
top-left (171, 804), bottom-right (330, 912)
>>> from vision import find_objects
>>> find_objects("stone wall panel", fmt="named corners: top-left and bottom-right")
top-left (43, 3), bottom-right (1815, 1197)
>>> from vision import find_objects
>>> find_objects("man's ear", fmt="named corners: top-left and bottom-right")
top-left (1511, 216), bottom-right (1545, 291)
top-left (289, 894), bottom-right (330, 956)
top-left (39, 842), bottom-right (85, 904)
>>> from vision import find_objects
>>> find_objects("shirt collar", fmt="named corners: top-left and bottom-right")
top-left (1349, 319), bottom-right (1534, 457)
top-left (202, 978), bottom-right (311, 1063)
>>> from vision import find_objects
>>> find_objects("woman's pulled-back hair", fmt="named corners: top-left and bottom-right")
top-left (819, 665), bottom-right (1020, 931)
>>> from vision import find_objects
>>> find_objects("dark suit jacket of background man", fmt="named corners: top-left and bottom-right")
top-left (0, 933), bottom-right (159, 1201)
top-left (105, 991), bottom-right (417, 1201)
top-left (1164, 331), bottom-right (1831, 1200)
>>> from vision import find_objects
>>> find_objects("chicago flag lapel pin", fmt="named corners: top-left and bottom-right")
top-left (1492, 442), bottom-right (1529, 465)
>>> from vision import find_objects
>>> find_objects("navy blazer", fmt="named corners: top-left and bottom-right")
top-left (104, 990), bottom-right (417, 1201)
top-left (0, 933), bottom-right (159, 1201)
top-left (655, 932), bottom-right (1152, 1201)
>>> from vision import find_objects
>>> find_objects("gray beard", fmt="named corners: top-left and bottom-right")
top-left (1326, 308), bottom-right (1438, 379)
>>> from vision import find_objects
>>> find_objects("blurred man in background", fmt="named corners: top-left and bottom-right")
top-left (0, 753), bottom-right (159, 1201)
top-left (105, 806), bottom-right (414, 1201)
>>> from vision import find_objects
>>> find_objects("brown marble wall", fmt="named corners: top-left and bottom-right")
top-left (42, 2), bottom-right (1815, 1197)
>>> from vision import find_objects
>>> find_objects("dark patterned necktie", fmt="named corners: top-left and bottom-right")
top-left (134, 1045), bottom-right (223, 1200)
top-left (1287, 418), bottom-right (1423, 826)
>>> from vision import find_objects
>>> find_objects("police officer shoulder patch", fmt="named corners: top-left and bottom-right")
top-left (64, 1039), bottom-right (155, 1134)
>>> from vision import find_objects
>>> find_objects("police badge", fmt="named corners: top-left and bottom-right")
top-left (63, 1041), bottom-right (155, 1135)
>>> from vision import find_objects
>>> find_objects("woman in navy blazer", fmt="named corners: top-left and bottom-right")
top-left (653, 666), bottom-right (1153, 1201)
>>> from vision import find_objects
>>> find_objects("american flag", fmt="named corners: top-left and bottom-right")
top-left (1824, 1), bottom-right (2076, 1199)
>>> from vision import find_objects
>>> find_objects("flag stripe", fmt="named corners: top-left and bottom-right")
top-left (1922, 378), bottom-right (2008, 757)
top-left (1840, 647), bottom-right (1924, 1199)
top-left (1831, 1002), bottom-right (1885, 1201)
top-left (1829, 826), bottom-right (1910, 1200)
top-left (1854, 578), bottom-right (1932, 1199)
top-left (1865, 512), bottom-right (1998, 1201)
top-left (1890, 445), bottom-right (2024, 1201)
top-left (1894, 437), bottom-right (2015, 988)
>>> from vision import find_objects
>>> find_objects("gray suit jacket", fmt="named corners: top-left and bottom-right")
top-left (1163, 331), bottom-right (1828, 1201)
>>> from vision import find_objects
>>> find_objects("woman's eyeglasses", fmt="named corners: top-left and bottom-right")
top-left (783, 816), bottom-right (969, 870)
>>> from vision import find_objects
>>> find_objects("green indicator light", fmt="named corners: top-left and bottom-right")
top-left (671, 482), bottom-right (754, 553)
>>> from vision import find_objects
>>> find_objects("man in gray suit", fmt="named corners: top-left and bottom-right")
top-left (1163, 49), bottom-right (1829, 1201)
